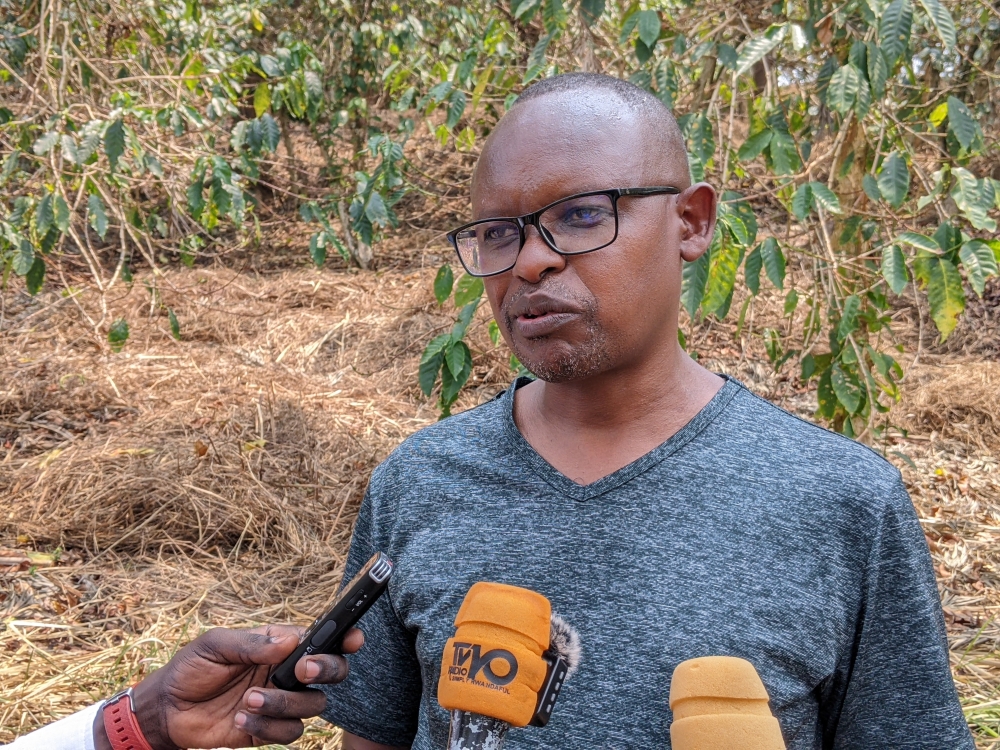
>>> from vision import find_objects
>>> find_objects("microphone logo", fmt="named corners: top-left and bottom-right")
top-left (449, 642), bottom-right (519, 690)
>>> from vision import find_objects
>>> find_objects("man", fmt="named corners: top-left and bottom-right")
top-left (322, 73), bottom-right (972, 748)
top-left (4, 625), bottom-right (362, 749)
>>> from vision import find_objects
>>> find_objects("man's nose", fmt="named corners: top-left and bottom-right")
top-left (511, 225), bottom-right (566, 283)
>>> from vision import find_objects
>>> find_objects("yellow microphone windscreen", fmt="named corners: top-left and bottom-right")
top-left (669, 656), bottom-right (786, 750)
top-left (437, 582), bottom-right (551, 727)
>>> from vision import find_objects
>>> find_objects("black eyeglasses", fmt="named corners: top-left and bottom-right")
top-left (446, 186), bottom-right (682, 277)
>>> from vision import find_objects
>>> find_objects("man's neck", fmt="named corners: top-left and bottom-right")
top-left (512, 343), bottom-right (723, 485)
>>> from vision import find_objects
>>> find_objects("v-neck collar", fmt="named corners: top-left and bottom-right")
top-left (499, 375), bottom-right (742, 502)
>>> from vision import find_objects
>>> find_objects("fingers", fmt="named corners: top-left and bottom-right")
top-left (234, 711), bottom-right (305, 746)
top-left (340, 627), bottom-right (365, 654)
top-left (295, 652), bottom-right (349, 685)
top-left (242, 685), bottom-right (329, 718)
top-left (192, 626), bottom-right (302, 668)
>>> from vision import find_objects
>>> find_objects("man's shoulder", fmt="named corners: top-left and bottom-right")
top-left (371, 390), bottom-right (508, 482)
top-left (726, 383), bottom-right (903, 495)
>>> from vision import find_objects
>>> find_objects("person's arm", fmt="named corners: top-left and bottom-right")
top-left (5, 625), bottom-right (362, 750)
top-left (820, 480), bottom-right (973, 748)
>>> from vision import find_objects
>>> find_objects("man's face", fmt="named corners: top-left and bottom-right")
top-left (471, 94), bottom-right (710, 382)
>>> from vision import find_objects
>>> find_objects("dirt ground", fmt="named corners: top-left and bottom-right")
top-left (2, 260), bottom-right (999, 748)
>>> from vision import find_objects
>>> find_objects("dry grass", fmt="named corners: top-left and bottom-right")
top-left (2, 265), bottom-right (999, 747)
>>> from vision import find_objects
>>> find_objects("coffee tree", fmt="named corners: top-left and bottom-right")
top-left (414, 0), bottom-right (999, 432)
top-left (2, 0), bottom-right (998, 433)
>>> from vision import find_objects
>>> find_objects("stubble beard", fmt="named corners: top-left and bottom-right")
top-left (501, 284), bottom-right (614, 383)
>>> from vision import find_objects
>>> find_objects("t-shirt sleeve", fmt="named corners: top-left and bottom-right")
top-left (822, 480), bottom-right (973, 748)
top-left (319, 484), bottom-right (421, 747)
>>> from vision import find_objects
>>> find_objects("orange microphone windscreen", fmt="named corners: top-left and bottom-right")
top-left (437, 582), bottom-right (551, 727)
top-left (669, 656), bottom-right (786, 750)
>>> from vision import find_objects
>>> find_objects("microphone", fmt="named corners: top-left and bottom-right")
top-left (669, 656), bottom-right (786, 750)
top-left (437, 582), bottom-right (581, 749)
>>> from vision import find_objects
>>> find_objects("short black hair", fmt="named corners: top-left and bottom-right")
top-left (509, 72), bottom-right (688, 179)
top-left (514, 72), bottom-right (668, 115)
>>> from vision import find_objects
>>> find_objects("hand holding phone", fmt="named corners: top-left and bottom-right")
top-left (270, 552), bottom-right (393, 691)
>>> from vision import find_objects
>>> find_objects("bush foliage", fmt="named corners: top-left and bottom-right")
top-left (2, 0), bottom-right (998, 432)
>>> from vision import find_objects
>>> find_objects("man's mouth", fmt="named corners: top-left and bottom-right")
top-left (507, 295), bottom-right (583, 337)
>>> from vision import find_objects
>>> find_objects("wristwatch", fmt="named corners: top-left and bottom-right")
top-left (102, 687), bottom-right (155, 750)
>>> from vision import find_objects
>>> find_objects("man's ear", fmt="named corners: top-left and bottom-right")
top-left (675, 183), bottom-right (718, 262)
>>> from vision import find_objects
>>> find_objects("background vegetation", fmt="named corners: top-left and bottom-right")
top-left (3, 0), bottom-right (999, 427)
top-left (2, 0), bottom-right (1000, 746)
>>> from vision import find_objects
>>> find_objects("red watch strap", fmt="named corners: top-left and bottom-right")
top-left (102, 689), bottom-right (155, 750)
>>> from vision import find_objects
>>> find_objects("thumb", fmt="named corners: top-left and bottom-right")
top-left (189, 626), bottom-right (302, 668)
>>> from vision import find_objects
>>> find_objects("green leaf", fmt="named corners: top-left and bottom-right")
top-left (831, 362), bottom-right (863, 414)
top-left (738, 130), bottom-right (772, 161)
top-left (488, 319), bottom-right (502, 346)
top-left (896, 231), bottom-right (941, 253)
top-left (454, 274), bottom-right (484, 307)
top-left (946, 97), bottom-right (978, 151)
top-left (434, 264), bottom-right (454, 305)
top-left (879, 0), bottom-right (913, 67)
top-left (104, 119), bottom-right (126, 171)
top-left (760, 237), bottom-right (785, 289)
top-left (513, 0), bottom-right (540, 20)
top-left (826, 65), bottom-right (861, 115)
top-left (254, 83), bottom-right (271, 117)
top-left (12, 240), bottom-right (34, 275)
top-left (959, 240), bottom-right (999, 296)
top-left (439, 359), bottom-right (470, 406)
top-left (260, 114), bottom-right (280, 152)
top-left (881, 244), bottom-right (910, 294)
top-left (917, 0), bottom-right (956, 48)
top-left (838, 294), bottom-right (861, 340)
top-left (866, 43), bottom-right (889, 97)
top-left (636, 10), bottom-right (660, 47)
top-left (768, 131), bottom-right (799, 176)
top-left (950, 167), bottom-right (996, 231)
top-left (877, 152), bottom-right (910, 208)
top-left (580, 0), bottom-right (605, 25)
top-left (446, 91), bottom-right (467, 130)
top-left (35, 193), bottom-right (54, 236)
top-left (451, 301), bottom-right (478, 340)
top-left (687, 113), bottom-right (715, 165)
top-left (53, 194), bottom-right (70, 233)
top-left (862, 174), bottom-right (882, 202)
top-left (26, 256), bottom-right (45, 295)
top-left (108, 318), bottom-right (130, 352)
top-left (168, 308), bottom-right (181, 340)
top-left (736, 24), bottom-right (786, 76)
top-left (523, 33), bottom-right (552, 83)
top-left (681, 250), bottom-right (709, 319)
top-left (923, 256), bottom-right (965, 339)
top-left (745, 245), bottom-right (762, 295)
top-left (419, 333), bottom-right (450, 395)
top-left (33, 130), bottom-right (60, 156)
top-left (702, 241), bottom-right (740, 317)
top-left (445, 340), bottom-right (472, 379)
top-left (309, 232), bottom-right (326, 267)
top-left (791, 183), bottom-right (813, 220)
top-left (817, 368), bottom-right (837, 419)
top-left (365, 192), bottom-right (389, 226)
top-left (810, 183), bottom-right (842, 214)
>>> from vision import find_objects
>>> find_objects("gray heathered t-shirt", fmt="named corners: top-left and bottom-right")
top-left (321, 376), bottom-right (972, 749)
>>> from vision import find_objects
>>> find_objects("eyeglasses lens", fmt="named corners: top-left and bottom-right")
top-left (538, 194), bottom-right (616, 254)
top-left (455, 193), bottom-right (617, 275)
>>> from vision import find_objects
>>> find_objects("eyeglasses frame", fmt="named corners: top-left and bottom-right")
top-left (446, 186), bottom-right (683, 278)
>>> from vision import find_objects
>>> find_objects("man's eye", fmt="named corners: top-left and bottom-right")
top-left (562, 206), bottom-right (610, 225)
top-left (483, 226), bottom-right (516, 241)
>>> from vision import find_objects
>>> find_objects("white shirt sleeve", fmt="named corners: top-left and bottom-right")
top-left (2, 701), bottom-right (100, 750)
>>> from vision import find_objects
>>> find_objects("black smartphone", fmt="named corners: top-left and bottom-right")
top-left (269, 552), bottom-right (393, 691)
